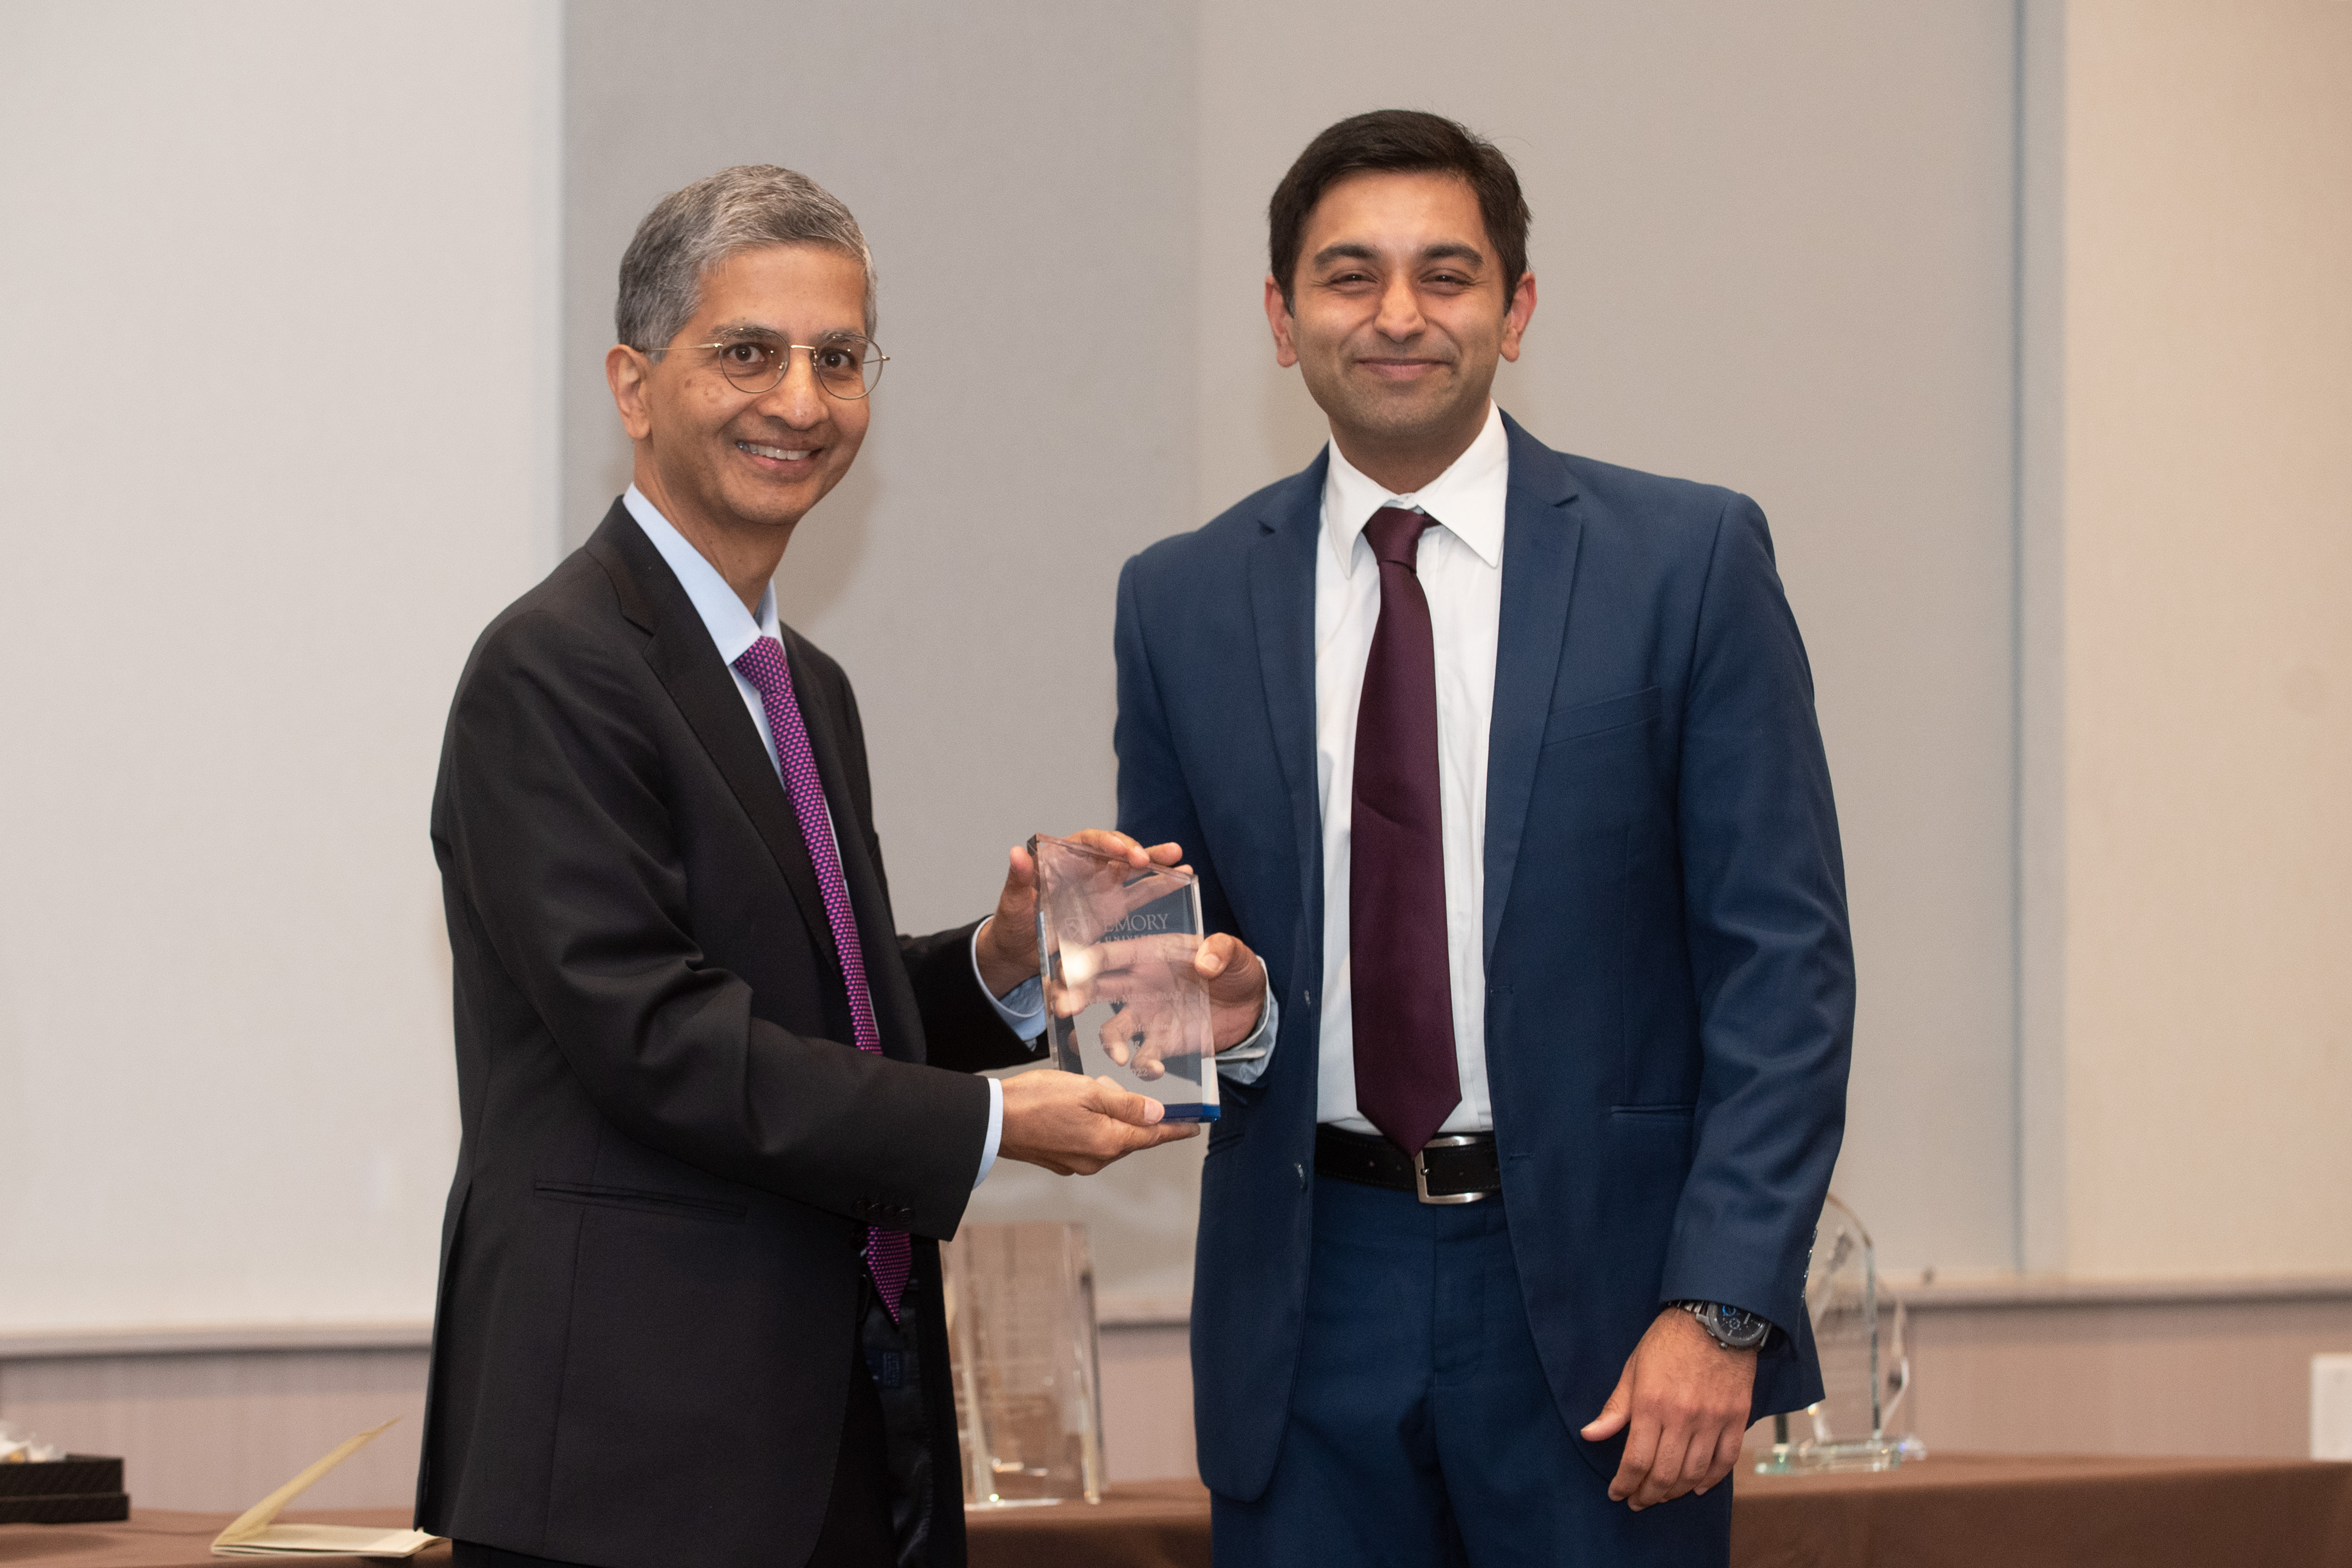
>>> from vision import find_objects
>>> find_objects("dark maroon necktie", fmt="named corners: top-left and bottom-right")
top-left (1350, 506), bottom-right (1462, 1153)
top-left (733, 636), bottom-right (912, 1320)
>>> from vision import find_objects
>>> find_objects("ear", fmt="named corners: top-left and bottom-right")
top-left (1498, 271), bottom-right (1537, 364)
top-left (1263, 274), bottom-right (1300, 369)
top-left (606, 344), bottom-right (655, 441)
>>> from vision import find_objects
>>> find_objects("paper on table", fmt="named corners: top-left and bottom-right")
top-left (211, 1417), bottom-right (441, 1558)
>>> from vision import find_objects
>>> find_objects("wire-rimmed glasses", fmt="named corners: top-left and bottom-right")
top-left (675, 334), bottom-right (888, 399)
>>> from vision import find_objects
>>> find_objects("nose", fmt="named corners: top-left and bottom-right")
top-left (1374, 274), bottom-right (1426, 342)
top-left (752, 348), bottom-right (828, 426)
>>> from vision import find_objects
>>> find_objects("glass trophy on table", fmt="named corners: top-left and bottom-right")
top-left (1029, 833), bottom-right (1219, 1122)
top-left (1754, 1192), bottom-right (1925, 1473)
top-left (941, 1221), bottom-right (1105, 1506)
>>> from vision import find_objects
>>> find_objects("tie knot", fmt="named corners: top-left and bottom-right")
top-left (733, 636), bottom-right (790, 695)
top-left (1364, 505), bottom-right (1433, 570)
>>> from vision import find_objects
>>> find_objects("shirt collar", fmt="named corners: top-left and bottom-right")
top-left (1321, 401), bottom-right (1510, 577)
top-left (623, 484), bottom-right (780, 664)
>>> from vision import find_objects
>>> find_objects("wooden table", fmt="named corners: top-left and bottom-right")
top-left (6, 1458), bottom-right (2349, 1567)
top-left (1735, 1453), bottom-right (2352, 1567)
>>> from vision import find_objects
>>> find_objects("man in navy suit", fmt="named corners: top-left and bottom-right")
top-left (1113, 111), bottom-right (1854, 1565)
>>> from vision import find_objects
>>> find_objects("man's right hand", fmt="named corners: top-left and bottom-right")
top-left (997, 1069), bottom-right (1199, 1175)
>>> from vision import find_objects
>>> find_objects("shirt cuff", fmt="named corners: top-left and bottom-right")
top-left (974, 1077), bottom-right (1004, 1188)
top-left (1215, 977), bottom-right (1278, 1085)
top-left (970, 922), bottom-right (1048, 1040)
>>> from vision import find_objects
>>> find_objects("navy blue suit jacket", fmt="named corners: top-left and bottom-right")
top-left (1113, 414), bottom-right (1854, 1501)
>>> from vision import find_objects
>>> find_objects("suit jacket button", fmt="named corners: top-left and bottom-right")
top-left (1294, 1162), bottom-right (1306, 1190)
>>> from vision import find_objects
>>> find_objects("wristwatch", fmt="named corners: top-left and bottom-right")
top-left (1670, 1299), bottom-right (1773, 1351)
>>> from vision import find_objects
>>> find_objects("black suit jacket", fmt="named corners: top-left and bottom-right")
top-left (416, 501), bottom-right (1040, 1568)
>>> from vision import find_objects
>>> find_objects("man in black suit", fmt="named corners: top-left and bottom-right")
top-left (416, 164), bottom-right (1194, 1568)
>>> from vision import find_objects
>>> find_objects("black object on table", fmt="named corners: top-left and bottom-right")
top-left (0, 1454), bottom-right (130, 1524)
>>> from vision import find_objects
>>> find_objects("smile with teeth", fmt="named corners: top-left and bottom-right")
top-left (738, 440), bottom-right (815, 461)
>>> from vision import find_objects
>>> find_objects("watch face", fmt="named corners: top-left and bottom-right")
top-left (1686, 1301), bottom-right (1768, 1348)
top-left (1711, 1307), bottom-right (1768, 1348)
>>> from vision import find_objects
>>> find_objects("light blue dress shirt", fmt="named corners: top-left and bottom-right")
top-left (624, 485), bottom-right (1042, 1185)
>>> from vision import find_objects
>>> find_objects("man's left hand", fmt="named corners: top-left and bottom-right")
top-left (974, 830), bottom-right (1181, 996)
top-left (1579, 1307), bottom-right (1757, 1510)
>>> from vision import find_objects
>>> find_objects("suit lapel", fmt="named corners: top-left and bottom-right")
top-left (1482, 416), bottom-right (1584, 964)
top-left (1247, 456), bottom-right (1328, 922)
top-left (583, 508), bottom-right (842, 978)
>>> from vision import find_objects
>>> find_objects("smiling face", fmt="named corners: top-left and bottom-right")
top-left (608, 242), bottom-right (871, 548)
top-left (1267, 169), bottom-right (1535, 490)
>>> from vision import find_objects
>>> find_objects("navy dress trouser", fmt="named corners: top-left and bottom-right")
top-left (1210, 1176), bottom-right (1733, 1568)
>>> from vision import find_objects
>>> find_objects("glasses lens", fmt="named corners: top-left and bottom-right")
top-left (713, 341), bottom-right (783, 390)
top-left (813, 338), bottom-right (882, 397)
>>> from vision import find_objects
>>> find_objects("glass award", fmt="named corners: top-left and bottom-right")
top-left (1754, 1194), bottom-right (1925, 1473)
top-left (942, 1221), bottom-right (1105, 1506)
top-left (1029, 834), bottom-right (1219, 1122)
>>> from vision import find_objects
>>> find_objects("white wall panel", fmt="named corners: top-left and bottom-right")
top-left (1194, 0), bottom-right (2024, 1274)
top-left (0, 0), bottom-right (560, 1330)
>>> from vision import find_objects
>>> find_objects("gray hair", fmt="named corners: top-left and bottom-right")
top-left (615, 164), bottom-right (877, 351)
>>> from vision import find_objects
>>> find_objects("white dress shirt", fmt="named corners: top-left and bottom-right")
top-left (1215, 404), bottom-right (1508, 1138)
top-left (624, 486), bottom-right (1041, 1184)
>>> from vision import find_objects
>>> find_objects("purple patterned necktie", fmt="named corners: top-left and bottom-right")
top-left (732, 635), bottom-right (912, 1320)
top-left (1351, 506), bottom-right (1462, 1153)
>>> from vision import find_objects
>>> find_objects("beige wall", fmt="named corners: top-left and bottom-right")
top-left (1195, 0), bottom-right (2025, 1277)
top-left (560, 0), bottom-right (2028, 1296)
top-left (2049, 0), bottom-right (2352, 1276)
top-left (0, 0), bottom-right (558, 1332)
top-left (8, 0), bottom-right (2345, 1363)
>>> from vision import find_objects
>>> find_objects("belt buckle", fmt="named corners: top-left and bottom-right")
top-left (1412, 1135), bottom-right (1489, 1206)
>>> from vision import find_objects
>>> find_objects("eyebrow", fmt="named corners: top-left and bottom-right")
top-left (1309, 241), bottom-right (1486, 270)
top-left (704, 319), bottom-right (865, 343)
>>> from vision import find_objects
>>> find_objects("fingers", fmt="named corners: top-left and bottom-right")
top-left (1048, 1106), bottom-right (1198, 1175)
top-left (1590, 1308), bottom-right (1763, 1510)
top-left (1580, 1376), bottom-right (1631, 1443)
top-left (1610, 1412), bottom-right (1658, 1505)
top-left (1064, 828), bottom-right (1158, 867)
top-left (1635, 1413), bottom-right (1738, 1508)
top-left (1089, 1074), bottom-right (1168, 1126)
top-left (998, 1069), bottom-right (1193, 1176)
top-left (1640, 1426), bottom-right (1693, 1510)
top-left (1691, 1421), bottom-right (1746, 1497)
top-left (1194, 931), bottom-right (1258, 985)
top-left (1057, 828), bottom-right (1188, 875)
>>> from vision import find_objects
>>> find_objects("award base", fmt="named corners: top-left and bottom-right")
top-left (1753, 1435), bottom-right (1927, 1475)
top-left (1762, 1195), bottom-right (1923, 1476)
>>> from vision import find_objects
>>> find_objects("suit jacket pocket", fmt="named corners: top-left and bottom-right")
top-left (1541, 685), bottom-right (1663, 749)
top-left (1607, 1102), bottom-right (1697, 1121)
top-left (534, 1180), bottom-right (747, 1223)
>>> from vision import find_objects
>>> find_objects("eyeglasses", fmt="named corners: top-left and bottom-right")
top-left (672, 335), bottom-right (888, 399)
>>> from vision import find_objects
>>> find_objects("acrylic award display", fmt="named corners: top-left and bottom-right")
top-left (942, 1221), bottom-right (1106, 1507)
top-left (1755, 1193), bottom-right (1924, 1473)
top-left (1029, 834), bottom-right (1219, 1122)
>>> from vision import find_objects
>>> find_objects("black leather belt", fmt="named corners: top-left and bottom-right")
top-left (1315, 1124), bottom-right (1499, 1205)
